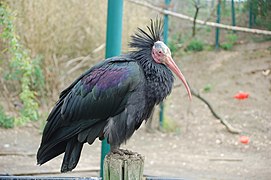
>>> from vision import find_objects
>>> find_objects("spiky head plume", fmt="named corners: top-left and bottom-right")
top-left (129, 19), bottom-right (163, 52)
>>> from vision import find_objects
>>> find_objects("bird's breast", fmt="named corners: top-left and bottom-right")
top-left (144, 65), bottom-right (174, 105)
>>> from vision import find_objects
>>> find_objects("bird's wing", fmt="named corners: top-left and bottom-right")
top-left (41, 57), bottom-right (145, 144)
top-left (61, 60), bottom-right (142, 122)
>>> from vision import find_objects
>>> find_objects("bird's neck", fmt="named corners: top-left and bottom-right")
top-left (144, 61), bottom-right (174, 105)
top-left (131, 51), bottom-right (174, 105)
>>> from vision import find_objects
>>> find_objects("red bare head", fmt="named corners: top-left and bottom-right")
top-left (152, 41), bottom-right (192, 100)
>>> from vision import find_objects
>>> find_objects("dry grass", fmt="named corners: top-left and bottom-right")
top-left (2, 0), bottom-right (251, 112)
top-left (4, 0), bottom-right (159, 108)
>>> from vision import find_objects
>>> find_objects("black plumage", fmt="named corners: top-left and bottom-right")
top-left (37, 19), bottom-right (191, 172)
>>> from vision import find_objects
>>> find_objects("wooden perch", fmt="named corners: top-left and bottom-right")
top-left (128, 0), bottom-right (271, 36)
top-left (104, 150), bottom-right (144, 180)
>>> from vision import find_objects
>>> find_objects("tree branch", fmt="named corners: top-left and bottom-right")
top-left (175, 83), bottom-right (241, 134)
top-left (192, 0), bottom-right (201, 37)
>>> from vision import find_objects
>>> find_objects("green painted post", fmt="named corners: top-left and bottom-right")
top-left (231, 0), bottom-right (236, 32)
top-left (215, 0), bottom-right (221, 49)
top-left (163, 0), bottom-right (170, 45)
top-left (100, 0), bottom-right (123, 178)
top-left (249, 0), bottom-right (253, 28)
top-left (159, 0), bottom-right (171, 128)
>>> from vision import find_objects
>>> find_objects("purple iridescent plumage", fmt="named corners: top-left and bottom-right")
top-left (82, 66), bottom-right (130, 92)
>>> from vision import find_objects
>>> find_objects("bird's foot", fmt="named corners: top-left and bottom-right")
top-left (110, 148), bottom-right (134, 156)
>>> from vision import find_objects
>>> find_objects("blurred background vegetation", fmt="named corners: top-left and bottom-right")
top-left (0, 0), bottom-right (270, 128)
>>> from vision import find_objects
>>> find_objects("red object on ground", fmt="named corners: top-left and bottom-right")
top-left (240, 136), bottom-right (249, 144)
top-left (234, 92), bottom-right (249, 100)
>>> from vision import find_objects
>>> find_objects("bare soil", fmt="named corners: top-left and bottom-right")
top-left (0, 41), bottom-right (271, 180)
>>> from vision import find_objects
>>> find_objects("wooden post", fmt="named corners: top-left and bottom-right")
top-left (103, 151), bottom-right (144, 180)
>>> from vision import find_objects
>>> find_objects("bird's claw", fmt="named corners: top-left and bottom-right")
top-left (110, 149), bottom-right (134, 156)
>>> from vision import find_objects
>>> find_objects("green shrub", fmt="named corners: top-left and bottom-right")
top-left (168, 40), bottom-right (179, 56)
top-left (221, 33), bottom-right (238, 50)
top-left (168, 34), bottom-right (184, 57)
top-left (162, 116), bottom-right (179, 133)
top-left (0, 4), bottom-right (44, 126)
top-left (203, 84), bottom-right (212, 93)
top-left (0, 106), bottom-right (14, 128)
top-left (206, 27), bottom-right (211, 33)
top-left (186, 39), bottom-right (204, 52)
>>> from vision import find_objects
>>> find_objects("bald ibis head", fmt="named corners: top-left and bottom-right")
top-left (130, 19), bottom-right (191, 100)
top-left (151, 41), bottom-right (191, 99)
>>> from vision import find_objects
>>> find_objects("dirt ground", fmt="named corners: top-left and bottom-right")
top-left (0, 41), bottom-right (270, 180)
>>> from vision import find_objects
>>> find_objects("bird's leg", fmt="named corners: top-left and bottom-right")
top-left (110, 145), bottom-right (134, 156)
top-left (110, 145), bottom-right (124, 155)
top-left (121, 149), bottom-right (134, 155)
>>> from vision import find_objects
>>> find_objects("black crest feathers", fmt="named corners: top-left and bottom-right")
top-left (129, 19), bottom-right (163, 50)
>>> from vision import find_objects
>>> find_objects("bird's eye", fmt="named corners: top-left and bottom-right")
top-left (158, 51), bottom-right (162, 54)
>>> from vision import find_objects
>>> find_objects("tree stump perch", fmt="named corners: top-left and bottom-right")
top-left (103, 150), bottom-right (144, 180)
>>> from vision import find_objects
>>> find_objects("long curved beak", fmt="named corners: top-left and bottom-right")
top-left (165, 55), bottom-right (192, 100)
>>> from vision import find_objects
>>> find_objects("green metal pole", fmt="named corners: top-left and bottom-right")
top-left (231, 0), bottom-right (236, 32)
top-left (249, 0), bottom-right (253, 28)
top-left (100, 0), bottom-right (123, 178)
top-left (163, 0), bottom-right (170, 45)
top-left (159, 0), bottom-right (171, 128)
top-left (215, 0), bottom-right (221, 49)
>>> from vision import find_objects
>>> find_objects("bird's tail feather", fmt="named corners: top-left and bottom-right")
top-left (61, 137), bottom-right (83, 173)
top-left (37, 97), bottom-right (106, 171)
top-left (37, 126), bottom-right (79, 165)
top-left (41, 100), bottom-right (63, 143)
top-left (37, 141), bottom-right (66, 165)
top-left (37, 120), bottom-right (102, 167)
